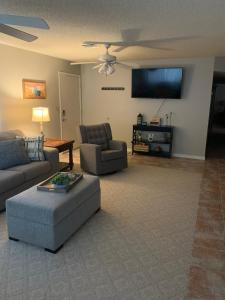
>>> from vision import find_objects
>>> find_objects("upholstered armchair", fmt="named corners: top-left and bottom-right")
top-left (79, 123), bottom-right (128, 175)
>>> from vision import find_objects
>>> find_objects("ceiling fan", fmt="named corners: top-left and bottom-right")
top-left (70, 31), bottom-right (196, 75)
top-left (71, 43), bottom-right (131, 75)
top-left (0, 14), bottom-right (49, 42)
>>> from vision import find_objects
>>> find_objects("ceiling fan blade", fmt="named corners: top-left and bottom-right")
top-left (83, 35), bottom-right (198, 49)
top-left (0, 14), bottom-right (49, 29)
top-left (133, 36), bottom-right (198, 50)
top-left (114, 44), bottom-right (171, 52)
top-left (117, 61), bottom-right (140, 68)
top-left (113, 46), bottom-right (129, 52)
top-left (70, 61), bottom-right (96, 65)
top-left (93, 63), bottom-right (103, 69)
top-left (82, 41), bottom-right (110, 46)
top-left (112, 36), bottom-right (198, 51)
top-left (117, 62), bottom-right (132, 68)
top-left (0, 24), bottom-right (37, 42)
top-left (139, 45), bottom-right (172, 51)
top-left (143, 36), bottom-right (198, 44)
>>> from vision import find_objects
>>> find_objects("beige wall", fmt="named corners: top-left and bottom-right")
top-left (0, 43), bottom-right (80, 137)
top-left (214, 57), bottom-right (225, 72)
top-left (81, 57), bottom-right (215, 159)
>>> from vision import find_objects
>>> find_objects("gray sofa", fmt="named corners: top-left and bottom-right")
top-left (79, 123), bottom-right (128, 175)
top-left (0, 130), bottom-right (59, 211)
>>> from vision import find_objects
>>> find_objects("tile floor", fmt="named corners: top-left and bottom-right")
top-left (187, 159), bottom-right (225, 300)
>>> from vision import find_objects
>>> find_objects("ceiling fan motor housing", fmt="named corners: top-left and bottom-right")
top-left (98, 53), bottom-right (116, 63)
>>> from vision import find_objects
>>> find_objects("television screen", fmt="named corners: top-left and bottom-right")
top-left (132, 67), bottom-right (183, 99)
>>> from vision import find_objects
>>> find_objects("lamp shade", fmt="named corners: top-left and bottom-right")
top-left (32, 107), bottom-right (50, 122)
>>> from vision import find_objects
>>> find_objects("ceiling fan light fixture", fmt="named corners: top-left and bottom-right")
top-left (106, 64), bottom-right (115, 75)
top-left (98, 63), bottom-right (107, 74)
top-left (98, 62), bottom-right (115, 76)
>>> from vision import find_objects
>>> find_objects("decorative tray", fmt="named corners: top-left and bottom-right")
top-left (37, 172), bottom-right (83, 193)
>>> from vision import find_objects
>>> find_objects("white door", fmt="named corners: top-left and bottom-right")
top-left (58, 72), bottom-right (81, 148)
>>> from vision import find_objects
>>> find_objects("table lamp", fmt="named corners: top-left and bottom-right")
top-left (32, 107), bottom-right (50, 136)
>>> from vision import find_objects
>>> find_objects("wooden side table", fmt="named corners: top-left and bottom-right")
top-left (44, 138), bottom-right (75, 171)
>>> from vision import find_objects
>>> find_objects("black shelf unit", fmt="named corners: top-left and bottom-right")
top-left (132, 124), bottom-right (173, 158)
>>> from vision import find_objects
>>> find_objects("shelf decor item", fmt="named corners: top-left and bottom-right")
top-left (37, 172), bottom-right (83, 193)
top-left (137, 113), bottom-right (143, 125)
top-left (150, 116), bottom-right (161, 126)
top-left (133, 144), bottom-right (149, 152)
top-left (155, 145), bottom-right (162, 152)
top-left (23, 79), bottom-right (46, 99)
top-left (148, 133), bottom-right (154, 142)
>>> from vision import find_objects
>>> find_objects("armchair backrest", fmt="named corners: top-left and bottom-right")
top-left (79, 123), bottom-right (112, 150)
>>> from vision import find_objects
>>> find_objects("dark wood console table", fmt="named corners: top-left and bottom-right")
top-left (132, 124), bottom-right (173, 158)
top-left (44, 138), bottom-right (74, 171)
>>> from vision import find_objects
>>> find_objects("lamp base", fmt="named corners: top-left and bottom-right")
top-left (40, 123), bottom-right (46, 141)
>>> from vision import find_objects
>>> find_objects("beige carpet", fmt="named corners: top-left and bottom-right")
top-left (0, 164), bottom-right (201, 300)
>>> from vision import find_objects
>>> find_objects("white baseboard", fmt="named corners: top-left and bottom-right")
top-left (128, 147), bottom-right (205, 160)
top-left (172, 153), bottom-right (205, 160)
top-left (127, 147), bottom-right (132, 154)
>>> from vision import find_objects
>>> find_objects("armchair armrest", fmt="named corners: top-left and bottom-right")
top-left (43, 147), bottom-right (59, 173)
top-left (109, 140), bottom-right (127, 154)
top-left (80, 143), bottom-right (102, 174)
top-left (109, 140), bottom-right (128, 168)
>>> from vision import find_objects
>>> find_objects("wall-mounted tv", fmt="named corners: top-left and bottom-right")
top-left (132, 67), bottom-right (183, 99)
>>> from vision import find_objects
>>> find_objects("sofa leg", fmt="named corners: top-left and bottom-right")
top-left (45, 244), bottom-right (63, 254)
top-left (9, 236), bottom-right (19, 242)
top-left (95, 207), bottom-right (101, 213)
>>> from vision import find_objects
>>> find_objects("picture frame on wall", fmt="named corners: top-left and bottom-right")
top-left (22, 79), bottom-right (47, 99)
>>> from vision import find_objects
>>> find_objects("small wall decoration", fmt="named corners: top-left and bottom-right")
top-left (101, 87), bottom-right (125, 90)
top-left (22, 79), bottom-right (46, 99)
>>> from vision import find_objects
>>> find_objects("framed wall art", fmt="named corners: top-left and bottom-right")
top-left (22, 79), bottom-right (47, 99)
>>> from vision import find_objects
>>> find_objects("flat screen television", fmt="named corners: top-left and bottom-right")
top-left (132, 67), bottom-right (183, 99)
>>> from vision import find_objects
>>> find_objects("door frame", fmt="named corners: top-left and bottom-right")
top-left (58, 71), bottom-right (82, 141)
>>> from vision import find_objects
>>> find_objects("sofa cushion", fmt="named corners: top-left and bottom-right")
top-left (0, 139), bottom-right (30, 169)
top-left (0, 170), bottom-right (25, 194)
top-left (101, 149), bottom-right (123, 161)
top-left (8, 161), bottom-right (51, 181)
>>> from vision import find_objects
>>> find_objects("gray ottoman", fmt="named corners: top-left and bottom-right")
top-left (6, 174), bottom-right (100, 253)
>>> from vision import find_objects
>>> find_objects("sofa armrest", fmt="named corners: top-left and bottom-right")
top-left (43, 147), bottom-right (59, 173)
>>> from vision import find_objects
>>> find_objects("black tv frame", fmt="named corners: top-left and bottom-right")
top-left (131, 67), bottom-right (184, 99)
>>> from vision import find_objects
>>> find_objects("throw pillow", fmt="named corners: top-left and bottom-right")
top-left (0, 139), bottom-right (30, 169)
top-left (22, 136), bottom-right (45, 161)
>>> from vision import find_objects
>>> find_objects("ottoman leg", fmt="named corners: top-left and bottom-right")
top-left (45, 244), bottom-right (64, 254)
top-left (9, 236), bottom-right (19, 242)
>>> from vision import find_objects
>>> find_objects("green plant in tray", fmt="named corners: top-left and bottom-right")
top-left (50, 173), bottom-right (71, 186)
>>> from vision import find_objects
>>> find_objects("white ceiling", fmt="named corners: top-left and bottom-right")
top-left (0, 0), bottom-right (225, 62)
